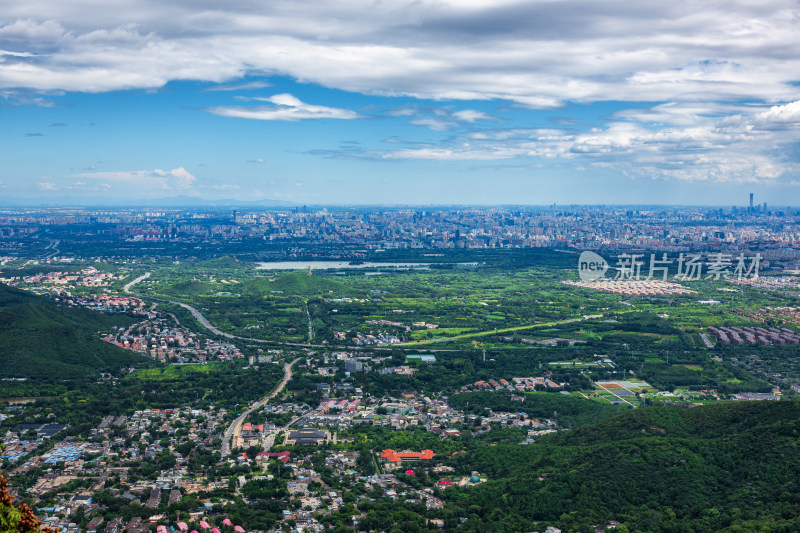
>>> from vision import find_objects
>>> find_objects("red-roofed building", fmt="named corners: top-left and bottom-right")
top-left (256, 451), bottom-right (291, 464)
top-left (380, 449), bottom-right (436, 466)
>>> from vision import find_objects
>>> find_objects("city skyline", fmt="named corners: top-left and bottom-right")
top-left (2, 0), bottom-right (800, 205)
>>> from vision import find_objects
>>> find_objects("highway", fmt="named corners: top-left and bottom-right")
top-left (122, 271), bottom-right (151, 293)
top-left (123, 275), bottom-right (619, 352)
top-left (123, 274), bottom-right (275, 343)
top-left (395, 312), bottom-right (637, 346)
top-left (42, 239), bottom-right (61, 260)
top-left (169, 300), bottom-right (236, 339)
top-left (220, 357), bottom-right (301, 457)
top-left (120, 272), bottom-right (305, 458)
top-left (163, 299), bottom-right (335, 348)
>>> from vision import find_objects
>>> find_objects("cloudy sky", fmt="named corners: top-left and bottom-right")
top-left (1, 0), bottom-right (799, 205)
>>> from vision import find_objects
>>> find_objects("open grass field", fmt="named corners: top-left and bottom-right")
top-left (132, 363), bottom-right (223, 379)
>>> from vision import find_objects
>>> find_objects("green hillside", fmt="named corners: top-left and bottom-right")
top-left (195, 256), bottom-right (245, 269)
top-left (449, 401), bottom-right (800, 532)
top-left (167, 279), bottom-right (216, 296)
top-left (243, 271), bottom-right (348, 297)
top-left (0, 283), bottom-right (145, 379)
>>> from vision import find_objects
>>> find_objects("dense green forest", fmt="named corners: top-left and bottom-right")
top-left (0, 283), bottom-right (144, 379)
top-left (0, 362), bottom-right (284, 431)
top-left (441, 401), bottom-right (800, 532)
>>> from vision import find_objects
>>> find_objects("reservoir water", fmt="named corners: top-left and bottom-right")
top-left (258, 261), bottom-right (433, 270)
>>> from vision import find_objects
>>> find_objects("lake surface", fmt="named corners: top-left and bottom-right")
top-left (0, 397), bottom-right (46, 404)
top-left (256, 261), bottom-right (481, 270)
top-left (257, 261), bottom-right (431, 270)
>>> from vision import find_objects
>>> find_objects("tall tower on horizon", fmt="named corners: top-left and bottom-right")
top-left (749, 193), bottom-right (754, 210)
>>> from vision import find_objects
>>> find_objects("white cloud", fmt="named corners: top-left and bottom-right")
top-left (265, 93), bottom-right (302, 107)
top-left (384, 148), bottom-right (515, 160)
top-left (758, 100), bottom-right (800, 124)
top-left (203, 80), bottom-right (271, 92)
top-left (163, 167), bottom-right (196, 189)
top-left (4, 1), bottom-right (800, 187)
top-left (207, 93), bottom-right (361, 121)
top-left (388, 108), bottom-right (417, 117)
top-left (409, 118), bottom-right (456, 131)
top-left (380, 101), bottom-right (800, 183)
top-left (0, 49), bottom-right (35, 58)
top-left (0, 1), bottom-right (798, 106)
top-left (0, 19), bottom-right (64, 43)
top-left (453, 109), bottom-right (493, 122)
top-left (36, 181), bottom-right (57, 190)
top-left (402, 107), bottom-right (497, 130)
top-left (74, 167), bottom-right (197, 190)
top-left (0, 88), bottom-right (57, 106)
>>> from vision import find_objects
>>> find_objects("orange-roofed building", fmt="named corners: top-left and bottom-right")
top-left (381, 449), bottom-right (436, 464)
top-left (242, 422), bottom-right (252, 432)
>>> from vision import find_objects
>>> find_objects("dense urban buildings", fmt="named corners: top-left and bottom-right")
top-left (1, 204), bottom-right (799, 266)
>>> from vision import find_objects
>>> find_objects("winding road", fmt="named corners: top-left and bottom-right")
top-left (220, 357), bottom-right (301, 457)
top-left (122, 271), bottom-right (305, 458)
top-left (123, 271), bottom-right (151, 293)
top-left (118, 270), bottom-right (636, 457)
top-left (42, 239), bottom-right (61, 260)
top-left (170, 300), bottom-right (237, 339)
top-left (122, 271), bottom-right (622, 351)
top-left (124, 271), bottom-right (269, 342)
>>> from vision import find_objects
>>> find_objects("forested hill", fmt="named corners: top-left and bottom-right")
top-left (0, 283), bottom-right (144, 379)
top-left (450, 401), bottom-right (800, 532)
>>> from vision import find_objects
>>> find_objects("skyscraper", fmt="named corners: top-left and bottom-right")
top-left (749, 193), bottom-right (754, 209)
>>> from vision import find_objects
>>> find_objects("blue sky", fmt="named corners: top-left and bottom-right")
top-left (1, 0), bottom-right (799, 206)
